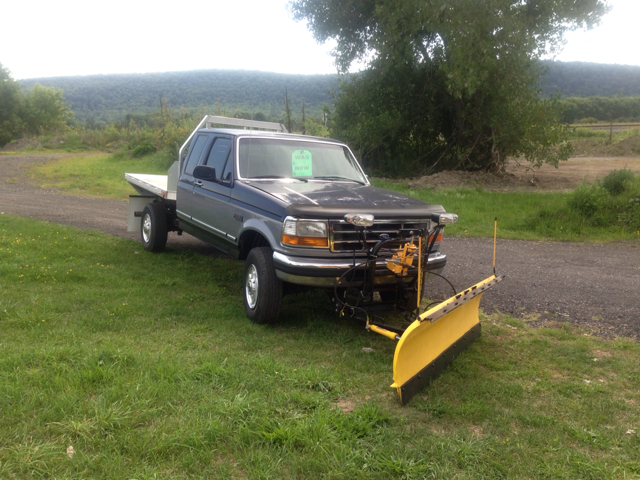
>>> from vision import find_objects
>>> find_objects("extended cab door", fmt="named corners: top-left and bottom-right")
top-left (190, 136), bottom-right (237, 243)
top-left (176, 133), bottom-right (211, 221)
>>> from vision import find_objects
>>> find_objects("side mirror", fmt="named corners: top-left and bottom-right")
top-left (193, 165), bottom-right (217, 182)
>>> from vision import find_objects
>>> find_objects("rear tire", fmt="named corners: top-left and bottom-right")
top-left (141, 203), bottom-right (168, 252)
top-left (243, 247), bottom-right (283, 324)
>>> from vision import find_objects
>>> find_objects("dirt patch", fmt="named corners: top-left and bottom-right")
top-left (571, 135), bottom-right (640, 158)
top-left (0, 138), bottom-right (43, 152)
top-left (407, 170), bottom-right (518, 191)
top-left (405, 156), bottom-right (640, 192)
top-left (592, 350), bottom-right (612, 361)
top-left (333, 399), bottom-right (357, 413)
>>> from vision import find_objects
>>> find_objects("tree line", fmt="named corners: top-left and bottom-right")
top-left (0, 63), bottom-right (72, 146)
top-left (17, 60), bottom-right (640, 128)
top-left (19, 69), bottom-right (339, 125)
top-left (559, 96), bottom-right (640, 124)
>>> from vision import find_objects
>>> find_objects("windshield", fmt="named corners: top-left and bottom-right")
top-left (238, 137), bottom-right (367, 183)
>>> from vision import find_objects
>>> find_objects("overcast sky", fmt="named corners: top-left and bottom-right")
top-left (1, 0), bottom-right (638, 80)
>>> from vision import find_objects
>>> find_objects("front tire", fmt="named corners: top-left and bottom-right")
top-left (141, 203), bottom-right (168, 252)
top-left (243, 247), bottom-right (283, 324)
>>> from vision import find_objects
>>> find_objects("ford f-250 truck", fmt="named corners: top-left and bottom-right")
top-left (126, 115), bottom-right (451, 324)
top-left (126, 115), bottom-right (503, 405)
top-left (125, 116), bottom-right (456, 323)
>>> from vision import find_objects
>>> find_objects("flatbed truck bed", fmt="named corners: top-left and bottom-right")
top-left (124, 173), bottom-right (175, 200)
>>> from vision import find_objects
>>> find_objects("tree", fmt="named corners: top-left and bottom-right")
top-left (290, 0), bottom-right (609, 175)
top-left (22, 83), bottom-right (72, 135)
top-left (0, 62), bottom-right (24, 147)
top-left (284, 87), bottom-right (293, 133)
top-left (301, 102), bottom-right (306, 135)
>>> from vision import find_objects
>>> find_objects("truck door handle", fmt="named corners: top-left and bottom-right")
top-left (194, 181), bottom-right (203, 187)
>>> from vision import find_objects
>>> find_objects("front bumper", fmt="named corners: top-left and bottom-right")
top-left (273, 251), bottom-right (447, 288)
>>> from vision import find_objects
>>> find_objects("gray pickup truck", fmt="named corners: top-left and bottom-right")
top-left (126, 115), bottom-right (454, 325)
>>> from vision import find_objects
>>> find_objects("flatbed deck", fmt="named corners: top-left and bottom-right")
top-left (125, 173), bottom-right (176, 201)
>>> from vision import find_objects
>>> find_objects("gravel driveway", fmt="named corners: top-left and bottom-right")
top-left (2, 154), bottom-right (639, 340)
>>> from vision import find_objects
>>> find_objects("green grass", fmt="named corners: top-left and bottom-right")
top-left (372, 180), bottom-right (640, 242)
top-left (567, 126), bottom-right (640, 141)
top-left (28, 151), bottom-right (174, 199)
top-left (1, 215), bottom-right (640, 478)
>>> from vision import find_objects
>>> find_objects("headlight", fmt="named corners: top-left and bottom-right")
top-left (344, 213), bottom-right (375, 227)
top-left (282, 217), bottom-right (328, 247)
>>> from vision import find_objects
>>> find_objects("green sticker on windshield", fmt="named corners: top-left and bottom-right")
top-left (292, 150), bottom-right (312, 177)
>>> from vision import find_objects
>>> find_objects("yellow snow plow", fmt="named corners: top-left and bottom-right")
top-left (371, 274), bottom-right (503, 405)
top-left (335, 214), bottom-right (504, 405)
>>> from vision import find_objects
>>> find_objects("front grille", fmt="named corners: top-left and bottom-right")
top-left (329, 219), bottom-right (430, 252)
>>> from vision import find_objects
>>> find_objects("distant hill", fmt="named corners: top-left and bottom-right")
top-left (541, 61), bottom-right (640, 97)
top-left (18, 62), bottom-right (640, 124)
top-left (20, 70), bottom-right (340, 124)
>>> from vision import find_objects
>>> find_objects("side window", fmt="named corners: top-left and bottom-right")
top-left (220, 154), bottom-right (233, 182)
top-left (204, 137), bottom-right (232, 182)
top-left (183, 134), bottom-right (209, 176)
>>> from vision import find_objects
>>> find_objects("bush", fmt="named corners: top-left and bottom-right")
top-left (577, 117), bottom-right (598, 124)
top-left (568, 183), bottom-right (610, 217)
top-left (128, 131), bottom-right (157, 158)
top-left (602, 168), bottom-right (635, 196)
top-left (617, 198), bottom-right (640, 229)
top-left (615, 175), bottom-right (640, 230)
top-left (567, 170), bottom-right (640, 231)
top-left (56, 133), bottom-right (84, 151)
top-left (130, 141), bottom-right (157, 158)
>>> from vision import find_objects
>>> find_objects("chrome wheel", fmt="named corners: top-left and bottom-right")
top-left (142, 213), bottom-right (152, 243)
top-left (242, 247), bottom-right (282, 324)
top-left (245, 263), bottom-right (259, 309)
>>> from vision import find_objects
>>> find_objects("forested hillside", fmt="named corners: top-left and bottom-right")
top-left (20, 70), bottom-right (339, 124)
top-left (541, 61), bottom-right (640, 97)
top-left (17, 62), bottom-right (640, 126)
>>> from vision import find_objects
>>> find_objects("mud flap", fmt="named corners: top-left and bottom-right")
top-left (390, 275), bottom-right (504, 405)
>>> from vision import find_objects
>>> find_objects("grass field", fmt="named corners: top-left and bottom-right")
top-left (567, 126), bottom-right (640, 141)
top-left (1, 215), bottom-right (639, 479)
top-left (28, 152), bottom-right (173, 199)
top-left (372, 180), bottom-right (640, 243)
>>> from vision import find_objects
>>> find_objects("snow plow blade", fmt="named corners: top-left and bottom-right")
top-left (390, 275), bottom-right (504, 405)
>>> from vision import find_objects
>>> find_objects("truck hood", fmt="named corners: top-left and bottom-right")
top-left (245, 180), bottom-right (444, 219)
